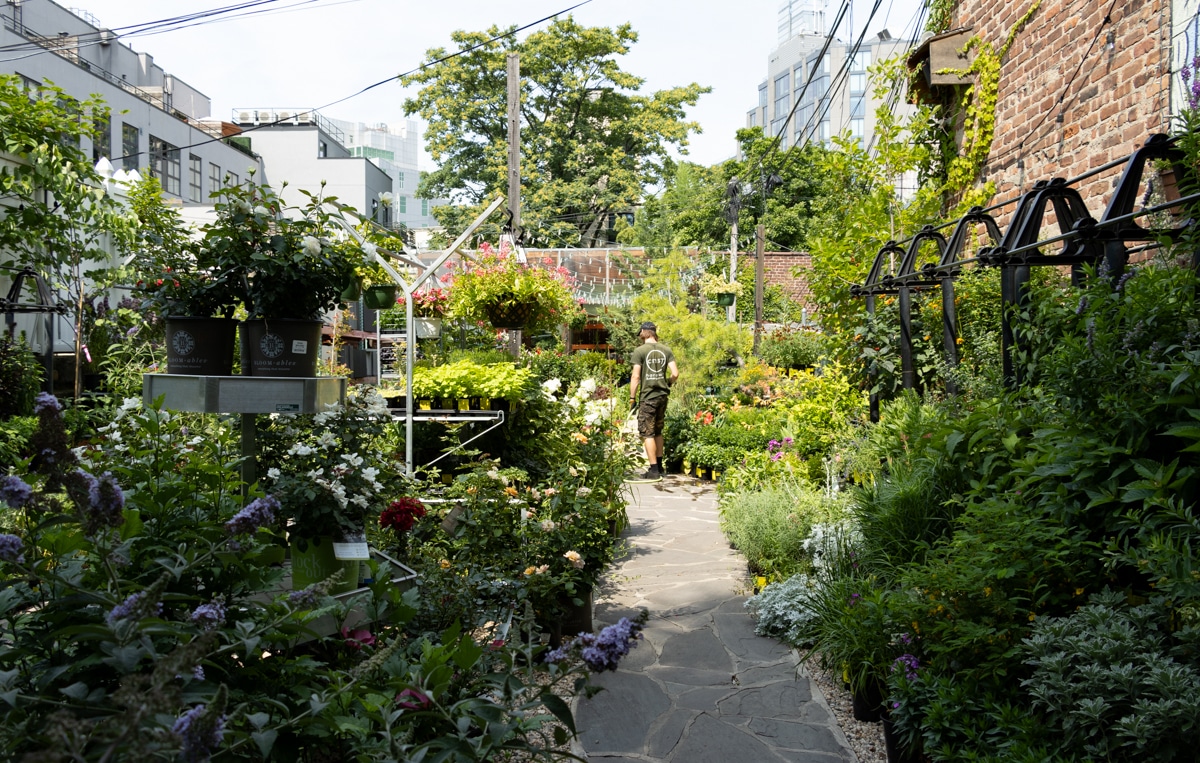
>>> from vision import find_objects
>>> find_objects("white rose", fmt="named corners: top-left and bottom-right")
top-left (302, 235), bottom-right (322, 256)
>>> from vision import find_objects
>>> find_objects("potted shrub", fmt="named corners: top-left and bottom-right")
top-left (447, 241), bottom-right (582, 333)
top-left (700, 272), bottom-right (744, 307)
top-left (759, 327), bottom-right (826, 370)
top-left (255, 387), bottom-right (397, 593)
top-left (128, 176), bottom-right (242, 376)
top-left (202, 178), bottom-right (358, 377)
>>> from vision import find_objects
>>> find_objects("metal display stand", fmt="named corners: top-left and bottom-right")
top-left (142, 373), bottom-right (347, 491)
top-left (338, 195), bottom-right (508, 476)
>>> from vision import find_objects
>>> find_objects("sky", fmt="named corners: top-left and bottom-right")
top-left (75, 0), bottom-right (926, 168)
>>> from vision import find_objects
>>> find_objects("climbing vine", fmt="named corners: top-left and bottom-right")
top-left (926, 0), bottom-right (958, 35)
top-left (941, 1), bottom-right (1041, 212)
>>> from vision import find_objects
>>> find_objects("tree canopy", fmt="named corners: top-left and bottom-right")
top-left (401, 18), bottom-right (708, 247)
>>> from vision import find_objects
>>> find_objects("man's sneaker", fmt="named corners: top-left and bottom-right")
top-left (625, 467), bottom-right (663, 483)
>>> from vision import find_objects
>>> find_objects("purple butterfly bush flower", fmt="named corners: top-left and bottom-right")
top-left (544, 616), bottom-right (644, 673)
top-left (106, 590), bottom-right (164, 627)
top-left (0, 475), bottom-right (33, 509)
top-left (0, 534), bottom-right (24, 564)
top-left (73, 469), bottom-right (126, 534)
top-left (33, 392), bottom-right (62, 415)
top-left (224, 495), bottom-right (279, 535)
top-left (189, 601), bottom-right (226, 631)
top-left (172, 701), bottom-right (226, 763)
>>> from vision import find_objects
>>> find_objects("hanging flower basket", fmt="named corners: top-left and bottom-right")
top-left (715, 292), bottom-right (736, 307)
top-left (362, 285), bottom-right (398, 310)
top-left (414, 317), bottom-right (442, 339)
top-left (483, 300), bottom-right (535, 330)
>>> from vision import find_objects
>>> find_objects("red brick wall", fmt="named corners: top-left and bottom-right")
top-left (761, 251), bottom-right (814, 308)
top-left (949, 0), bottom-right (1172, 223)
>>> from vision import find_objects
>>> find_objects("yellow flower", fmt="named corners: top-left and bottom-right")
top-left (439, 559), bottom-right (451, 569)
top-left (505, 486), bottom-right (519, 497)
top-left (1074, 587), bottom-right (1084, 596)
top-left (1028, 612), bottom-right (1037, 621)
top-left (983, 587), bottom-right (992, 597)
top-left (467, 486), bottom-right (478, 495)
top-left (524, 566), bottom-right (537, 576)
top-left (572, 432), bottom-right (588, 444)
top-left (955, 337), bottom-right (964, 345)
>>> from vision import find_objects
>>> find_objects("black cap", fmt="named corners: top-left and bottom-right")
top-left (639, 321), bottom-right (657, 332)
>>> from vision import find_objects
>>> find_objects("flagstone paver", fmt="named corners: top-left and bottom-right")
top-left (575, 476), bottom-right (856, 762)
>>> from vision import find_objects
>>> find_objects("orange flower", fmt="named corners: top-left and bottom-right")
top-left (504, 486), bottom-right (519, 498)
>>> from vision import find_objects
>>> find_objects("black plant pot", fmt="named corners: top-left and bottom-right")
top-left (851, 680), bottom-right (885, 723)
top-left (240, 319), bottom-right (322, 378)
top-left (484, 301), bottom-right (533, 330)
top-left (165, 316), bottom-right (238, 376)
top-left (882, 716), bottom-right (920, 763)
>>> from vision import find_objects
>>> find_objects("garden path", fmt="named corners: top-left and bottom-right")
top-left (574, 475), bottom-right (856, 762)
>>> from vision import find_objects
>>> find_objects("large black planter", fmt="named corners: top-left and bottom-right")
top-left (240, 319), bottom-right (323, 377)
top-left (882, 716), bottom-right (921, 763)
top-left (165, 316), bottom-right (238, 376)
top-left (541, 586), bottom-right (594, 647)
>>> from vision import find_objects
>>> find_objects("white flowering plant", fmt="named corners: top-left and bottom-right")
top-left (255, 386), bottom-right (401, 539)
top-left (203, 176), bottom-right (359, 320)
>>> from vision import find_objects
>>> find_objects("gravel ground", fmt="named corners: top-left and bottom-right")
top-left (806, 660), bottom-right (888, 763)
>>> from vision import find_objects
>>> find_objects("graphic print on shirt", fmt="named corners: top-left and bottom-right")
top-left (644, 349), bottom-right (668, 381)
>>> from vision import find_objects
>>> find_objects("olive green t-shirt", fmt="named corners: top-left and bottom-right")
top-left (631, 342), bottom-right (675, 401)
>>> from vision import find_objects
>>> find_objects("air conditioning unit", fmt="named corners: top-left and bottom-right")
top-left (257, 111), bottom-right (272, 123)
top-left (295, 111), bottom-right (313, 124)
top-left (237, 111), bottom-right (252, 124)
top-left (277, 111), bottom-right (292, 123)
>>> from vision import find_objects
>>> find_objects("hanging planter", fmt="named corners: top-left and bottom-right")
top-left (715, 292), bottom-right (736, 307)
top-left (483, 300), bottom-right (534, 330)
top-left (414, 317), bottom-right (443, 339)
top-left (340, 277), bottom-right (363, 302)
top-left (362, 284), bottom-right (398, 310)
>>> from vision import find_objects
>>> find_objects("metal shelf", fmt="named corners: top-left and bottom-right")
top-left (143, 373), bottom-right (347, 414)
top-left (394, 409), bottom-right (505, 424)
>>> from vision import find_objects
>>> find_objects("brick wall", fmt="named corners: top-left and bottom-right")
top-left (761, 251), bottom-right (814, 308)
top-left (948, 0), bottom-right (1171, 222)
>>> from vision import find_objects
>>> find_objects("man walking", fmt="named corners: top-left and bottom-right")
top-left (629, 321), bottom-right (679, 482)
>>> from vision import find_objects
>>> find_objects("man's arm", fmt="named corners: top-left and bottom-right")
top-left (630, 364), bottom-right (642, 405)
top-left (667, 360), bottom-right (679, 387)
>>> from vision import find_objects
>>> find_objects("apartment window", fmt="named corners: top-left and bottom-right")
top-left (818, 120), bottom-right (830, 142)
top-left (398, 195), bottom-right (407, 214)
top-left (421, 199), bottom-right (428, 216)
top-left (850, 72), bottom-right (867, 94)
top-left (121, 123), bottom-right (139, 171)
top-left (209, 163), bottom-right (221, 196)
top-left (226, 172), bottom-right (239, 188)
top-left (748, 110), bottom-right (757, 127)
top-left (773, 73), bottom-right (790, 122)
top-left (148, 135), bottom-right (181, 195)
top-left (92, 115), bottom-right (110, 163)
top-left (188, 155), bottom-right (202, 202)
top-left (317, 140), bottom-right (328, 158)
top-left (371, 198), bottom-right (380, 221)
top-left (758, 84), bottom-right (767, 108)
top-left (852, 51), bottom-right (871, 71)
top-left (850, 118), bottom-right (865, 142)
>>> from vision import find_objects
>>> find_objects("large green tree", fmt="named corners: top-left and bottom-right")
top-left (402, 18), bottom-right (708, 247)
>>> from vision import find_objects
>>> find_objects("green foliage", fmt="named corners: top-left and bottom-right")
top-left (758, 327), bottom-right (826, 369)
top-left (1021, 589), bottom-right (1200, 761)
top-left (719, 479), bottom-right (847, 581)
top-left (0, 75), bottom-right (132, 279)
top-left (446, 242), bottom-right (583, 334)
top-left (402, 18), bottom-right (708, 247)
top-left (0, 334), bottom-right (42, 418)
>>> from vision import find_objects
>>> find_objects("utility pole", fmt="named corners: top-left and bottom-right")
top-left (506, 52), bottom-right (521, 234)
top-left (506, 52), bottom-right (521, 357)
top-left (726, 178), bottom-right (741, 323)
top-left (754, 223), bottom-right (765, 354)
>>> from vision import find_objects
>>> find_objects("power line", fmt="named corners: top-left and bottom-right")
top-left (83, 0), bottom-right (593, 166)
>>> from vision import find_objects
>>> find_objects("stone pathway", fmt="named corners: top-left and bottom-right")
top-left (575, 476), bottom-right (857, 762)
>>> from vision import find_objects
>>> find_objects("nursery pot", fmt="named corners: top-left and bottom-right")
top-left (241, 319), bottom-right (323, 377)
top-left (882, 715), bottom-right (920, 763)
top-left (715, 292), bottom-right (736, 307)
top-left (483, 300), bottom-right (534, 330)
top-left (414, 317), bottom-right (442, 339)
top-left (851, 680), bottom-right (885, 723)
top-left (362, 284), bottom-right (399, 310)
top-left (288, 535), bottom-right (361, 595)
top-left (165, 316), bottom-right (237, 376)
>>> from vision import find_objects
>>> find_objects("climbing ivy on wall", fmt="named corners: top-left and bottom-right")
top-left (939, 1), bottom-right (1041, 212)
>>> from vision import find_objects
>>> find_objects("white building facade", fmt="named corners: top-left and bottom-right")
top-left (748, 9), bottom-right (916, 152)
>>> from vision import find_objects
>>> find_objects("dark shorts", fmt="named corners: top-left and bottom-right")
top-left (637, 395), bottom-right (668, 439)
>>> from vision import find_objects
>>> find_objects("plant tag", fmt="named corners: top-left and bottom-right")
top-left (291, 340), bottom-right (308, 354)
top-left (275, 403), bottom-right (300, 412)
top-left (333, 541), bottom-right (369, 560)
